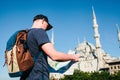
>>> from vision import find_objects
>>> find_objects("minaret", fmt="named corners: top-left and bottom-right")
top-left (92, 6), bottom-right (104, 70)
top-left (116, 24), bottom-right (120, 47)
top-left (48, 29), bottom-right (55, 66)
top-left (51, 29), bottom-right (54, 45)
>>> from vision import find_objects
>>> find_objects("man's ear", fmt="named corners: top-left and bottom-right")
top-left (42, 20), bottom-right (44, 24)
top-left (42, 19), bottom-right (45, 24)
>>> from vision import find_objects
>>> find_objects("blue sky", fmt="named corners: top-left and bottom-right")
top-left (0, 0), bottom-right (120, 79)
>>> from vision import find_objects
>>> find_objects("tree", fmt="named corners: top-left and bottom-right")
top-left (60, 70), bottom-right (120, 80)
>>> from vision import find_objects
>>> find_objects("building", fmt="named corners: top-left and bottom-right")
top-left (107, 60), bottom-right (120, 74)
top-left (48, 7), bottom-right (120, 79)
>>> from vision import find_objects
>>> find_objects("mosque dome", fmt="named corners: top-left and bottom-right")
top-left (75, 40), bottom-right (96, 53)
top-left (74, 40), bottom-right (97, 59)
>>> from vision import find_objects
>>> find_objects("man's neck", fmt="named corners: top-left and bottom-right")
top-left (32, 20), bottom-right (45, 30)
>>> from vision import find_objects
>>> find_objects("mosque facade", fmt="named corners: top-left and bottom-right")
top-left (48, 7), bottom-right (120, 79)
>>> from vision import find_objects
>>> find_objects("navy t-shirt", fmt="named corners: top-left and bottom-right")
top-left (27, 28), bottom-right (50, 56)
top-left (26, 28), bottom-right (50, 80)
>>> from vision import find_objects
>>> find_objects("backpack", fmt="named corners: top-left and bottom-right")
top-left (4, 29), bottom-right (34, 77)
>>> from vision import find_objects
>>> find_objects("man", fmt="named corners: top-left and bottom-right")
top-left (20, 14), bottom-right (80, 80)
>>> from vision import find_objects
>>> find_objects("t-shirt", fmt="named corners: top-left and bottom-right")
top-left (26, 28), bottom-right (50, 80)
top-left (27, 28), bottom-right (50, 56)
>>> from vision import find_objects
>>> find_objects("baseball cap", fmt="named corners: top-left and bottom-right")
top-left (33, 14), bottom-right (53, 30)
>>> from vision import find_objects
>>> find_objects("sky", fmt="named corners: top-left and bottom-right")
top-left (0, 0), bottom-right (120, 80)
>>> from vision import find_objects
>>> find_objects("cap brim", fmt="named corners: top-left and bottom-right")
top-left (46, 23), bottom-right (53, 30)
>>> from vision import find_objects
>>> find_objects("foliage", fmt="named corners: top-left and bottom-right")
top-left (60, 70), bottom-right (120, 80)
top-left (109, 71), bottom-right (120, 80)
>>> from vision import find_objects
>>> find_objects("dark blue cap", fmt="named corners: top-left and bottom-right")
top-left (33, 14), bottom-right (53, 30)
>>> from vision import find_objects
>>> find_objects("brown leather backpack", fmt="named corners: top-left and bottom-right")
top-left (4, 30), bottom-right (34, 77)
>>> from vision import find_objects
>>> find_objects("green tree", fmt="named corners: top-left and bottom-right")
top-left (60, 70), bottom-right (120, 80)
top-left (90, 71), bottom-right (110, 80)
top-left (109, 71), bottom-right (120, 80)
top-left (61, 70), bottom-right (90, 80)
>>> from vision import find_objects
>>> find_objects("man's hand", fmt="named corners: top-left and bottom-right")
top-left (73, 54), bottom-right (80, 62)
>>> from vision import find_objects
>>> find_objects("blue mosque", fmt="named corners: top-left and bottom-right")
top-left (48, 7), bottom-right (120, 79)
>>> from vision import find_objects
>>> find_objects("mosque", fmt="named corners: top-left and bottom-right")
top-left (48, 7), bottom-right (120, 79)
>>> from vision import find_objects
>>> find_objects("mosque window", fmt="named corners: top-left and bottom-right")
top-left (114, 66), bottom-right (116, 69)
top-left (118, 66), bottom-right (120, 69)
top-left (111, 66), bottom-right (113, 69)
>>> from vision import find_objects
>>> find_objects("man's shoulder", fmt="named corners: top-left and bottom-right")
top-left (30, 28), bottom-right (45, 32)
top-left (29, 28), bottom-right (45, 33)
top-left (28, 28), bottom-right (47, 38)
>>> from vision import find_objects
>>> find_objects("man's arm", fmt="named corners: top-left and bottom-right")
top-left (41, 43), bottom-right (80, 61)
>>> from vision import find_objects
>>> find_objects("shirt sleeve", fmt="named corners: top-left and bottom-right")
top-left (33, 29), bottom-right (50, 47)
